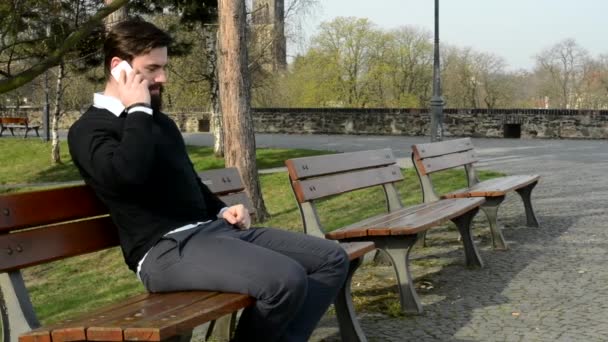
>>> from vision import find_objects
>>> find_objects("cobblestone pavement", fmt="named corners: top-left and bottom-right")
top-left (186, 134), bottom-right (608, 341)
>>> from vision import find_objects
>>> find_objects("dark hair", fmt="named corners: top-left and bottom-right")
top-left (103, 18), bottom-right (173, 78)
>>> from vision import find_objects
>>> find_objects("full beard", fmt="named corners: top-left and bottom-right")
top-left (150, 85), bottom-right (163, 112)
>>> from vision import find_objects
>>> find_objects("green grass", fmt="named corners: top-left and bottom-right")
top-left (0, 139), bottom-right (331, 192)
top-left (1, 138), bottom-right (503, 325)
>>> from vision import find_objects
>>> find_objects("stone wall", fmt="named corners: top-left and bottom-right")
top-left (251, 108), bottom-right (608, 139)
top-left (13, 110), bottom-right (211, 133)
top-left (10, 107), bottom-right (608, 139)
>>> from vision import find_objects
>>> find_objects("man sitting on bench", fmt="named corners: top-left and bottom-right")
top-left (67, 18), bottom-right (348, 342)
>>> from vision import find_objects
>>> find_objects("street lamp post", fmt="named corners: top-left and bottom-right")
top-left (430, 0), bottom-right (444, 142)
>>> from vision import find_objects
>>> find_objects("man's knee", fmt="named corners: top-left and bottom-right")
top-left (262, 264), bottom-right (308, 308)
top-left (327, 242), bottom-right (350, 276)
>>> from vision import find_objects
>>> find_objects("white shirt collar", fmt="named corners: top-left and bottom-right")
top-left (93, 92), bottom-right (125, 117)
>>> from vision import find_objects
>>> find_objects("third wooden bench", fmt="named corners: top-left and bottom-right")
top-left (286, 149), bottom-right (485, 314)
top-left (411, 138), bottom-right (540, 250)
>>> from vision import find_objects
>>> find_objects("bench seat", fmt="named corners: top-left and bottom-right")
top-left (442, 175), bottom-right (540, 198)
top-left (327, 197), bottom-right (485, 239)
top-left (19, 242), bottom-right (375, 342)
top-left (20, 292), bottom-right (254, 342)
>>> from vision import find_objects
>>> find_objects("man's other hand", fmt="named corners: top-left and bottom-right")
top-left (222, 204), bottom-right (251, 230)
top-left (117, 69), bottom-right (151, 108)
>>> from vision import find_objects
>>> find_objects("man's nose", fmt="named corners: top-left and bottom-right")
top-left (155, 69), bottom-right (167, 83)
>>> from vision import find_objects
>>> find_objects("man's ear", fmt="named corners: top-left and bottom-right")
top-left (110, 57), bottom-right (123, 70)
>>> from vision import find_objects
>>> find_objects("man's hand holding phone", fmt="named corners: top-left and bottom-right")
top-left (111, 60), bottom-right (151, 108)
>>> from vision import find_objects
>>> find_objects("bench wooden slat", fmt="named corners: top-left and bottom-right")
top-left (197, 168), bottom-right (244, 195)
top-left (339, 241), bottom-right (376, 260)
top-left (386, 198), bottom-right (484, 235)
top-left (85, 292), bottom-right (221, 341)
top-left (51, 328), bottom-right (85, 342)
top-left (414, 150), bottom-right (478, 176)
top-left (286, 148), bottom-right (396, 180)
top-left (291, 164), bottom-right (403, 203)
top-left (326, 198), bottom-right (485, 239)
top-left (443, 175), bottom-right (540, 198)
top-left (19, 293), bottom-right (152, 342)
top-left (0, 185), bottom-right (106, 233)
top-left (411, 138), bottom-right (474, 159)
top-left (0, 216), bottom-right (118, 272)
top-left (124, 293), bottom-right (255, 341)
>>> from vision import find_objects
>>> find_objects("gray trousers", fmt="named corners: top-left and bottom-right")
top-left (139, 219), bottom-right (349, 342)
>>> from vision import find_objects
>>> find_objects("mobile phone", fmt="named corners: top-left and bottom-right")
top-left (111, 60), bottom-right (133, 81)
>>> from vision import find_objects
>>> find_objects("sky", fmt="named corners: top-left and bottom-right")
top-left (297, 0), bottom-right (608, 71)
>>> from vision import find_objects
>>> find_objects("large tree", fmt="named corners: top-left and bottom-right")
top-left (218, 0), bottom-right (269, 220)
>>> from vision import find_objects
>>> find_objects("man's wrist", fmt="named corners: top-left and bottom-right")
top-left (126, 102), bottom-right (153, 115)
top-left (217, 207), bottom-right (229, 219)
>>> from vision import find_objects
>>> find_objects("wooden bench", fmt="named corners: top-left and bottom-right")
top-left (411, 138), bottom-right (540, 250)
top-left (285, 149), bottom-right (486, 314)
top-left (0, 118), bottom-right (40, 138)
top-left (0, 167), bottom-right (374, 342)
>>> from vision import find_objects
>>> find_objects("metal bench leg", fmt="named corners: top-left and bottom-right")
top-left (416, 231), bottom-right (428, 248)
top-left (372, 236), bottom-right (422, 314)
top-left (8, 128), bottom-right (14, 137)
top-left (451, 207), bottom-right (483, 268)
top-left (0, 272), bottom-right (40, 342)
top-left (481, 196), bottom-right (508, 250)
top-left (516, 181), bottom-right (540, 227)
top-left (205, 312), bottom-right (237, 342)
top-left (334, 257), bottom-right (367, 342)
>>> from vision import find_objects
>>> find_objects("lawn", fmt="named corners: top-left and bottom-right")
top-left (0, 138), bottom-right (503, 324)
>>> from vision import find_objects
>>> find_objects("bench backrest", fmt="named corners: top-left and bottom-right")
top-left (285, 149), bottom-right (403, 238)
top-left (0, 167), bottom-right (252, 273)
top-left (196, 167), bottom-right (256, 217)
top-left (411, 138), bottom-right (479, 202)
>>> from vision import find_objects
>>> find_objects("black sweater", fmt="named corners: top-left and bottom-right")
top-left (68, 107), bottom-right (226, 271)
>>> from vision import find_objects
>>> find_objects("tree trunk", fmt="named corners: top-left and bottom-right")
top-left (51, 63), bottom-right (65, 164)
top-left (104, 0), bottom-right (127, 29)
top-left (218, 0), bottom-right (269, 221)
top-left (204, 24), bottom-right (224, 157)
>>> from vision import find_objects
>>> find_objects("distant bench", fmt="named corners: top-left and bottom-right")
top-left (0, 167), bottom-right (374, 342)
top-left (0, 117), bottom-right (40, 138)
top-left (286, 149), bottom-right (486, 314)
top-left (411, 138), bottom-right (540, 250)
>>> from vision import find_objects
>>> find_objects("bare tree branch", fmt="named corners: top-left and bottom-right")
top-left (0, 0), bottom-right (128, 94)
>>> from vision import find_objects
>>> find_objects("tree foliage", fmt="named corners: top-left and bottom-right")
top-left (254, 17), bottom-right (608, 110)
